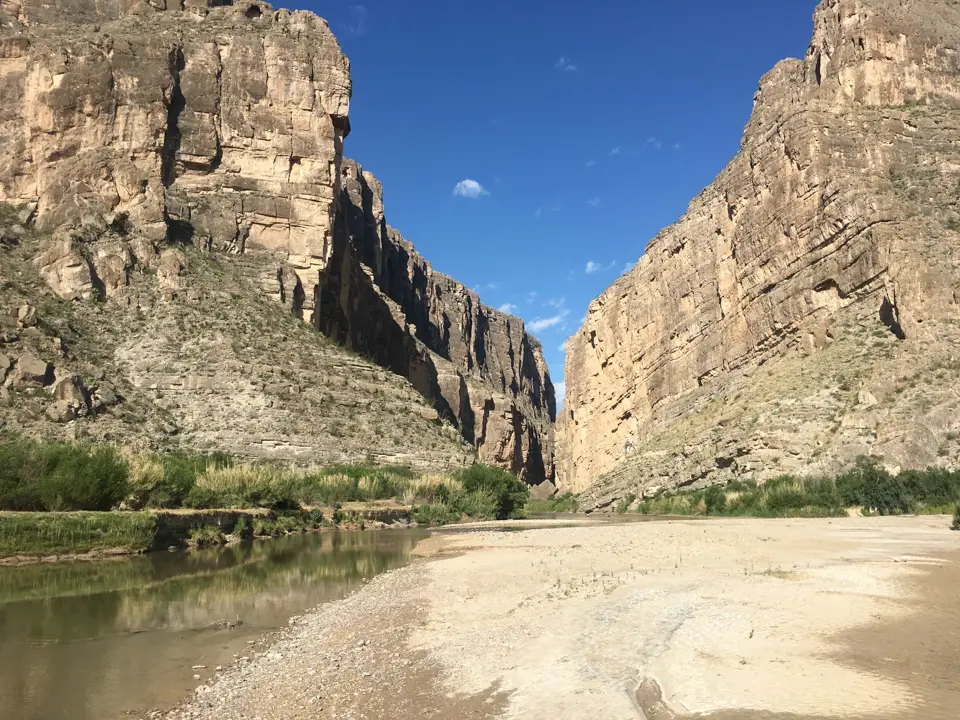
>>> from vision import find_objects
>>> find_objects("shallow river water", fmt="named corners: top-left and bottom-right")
top-left (0, 530), bottom-right (426, 720)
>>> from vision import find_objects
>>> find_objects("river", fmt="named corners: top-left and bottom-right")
top-left (0, 529), bottom-right (426, 720)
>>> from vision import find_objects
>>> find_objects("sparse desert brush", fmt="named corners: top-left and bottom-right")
top-left (952, 503), bottom-right (960, 531)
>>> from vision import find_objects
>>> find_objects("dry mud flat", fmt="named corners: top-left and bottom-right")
top-left (164, 516), bottom-right (960, 720)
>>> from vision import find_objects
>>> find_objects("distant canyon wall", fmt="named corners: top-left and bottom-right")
top-left (559, 0), bottom-right (960, 508)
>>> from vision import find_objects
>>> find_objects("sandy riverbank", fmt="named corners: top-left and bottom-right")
top-left (162, 515), bottom-right (960, 720)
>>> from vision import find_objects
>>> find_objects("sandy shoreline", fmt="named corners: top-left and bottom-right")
top-left (161, 516), bottom-right (960, 720)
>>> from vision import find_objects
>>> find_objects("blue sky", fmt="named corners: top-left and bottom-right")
top-left (297, 0), bottom-right (820, 406)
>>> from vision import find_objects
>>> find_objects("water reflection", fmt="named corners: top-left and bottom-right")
top-left (0, 530), bottom-right (425, 720)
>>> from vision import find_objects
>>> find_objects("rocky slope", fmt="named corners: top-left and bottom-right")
top-left (559, 0), bottom-right (960, 508)
top-left (0, 0), bottom-right (553, 476)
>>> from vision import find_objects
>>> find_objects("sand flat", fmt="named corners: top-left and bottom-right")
top-left (167, 516), bottom-right (960, 720)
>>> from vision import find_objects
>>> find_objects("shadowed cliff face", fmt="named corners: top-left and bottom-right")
top-left (309, 160), bottom-right (555, 484)
top-left (559, 0), bottom-right (960, 508)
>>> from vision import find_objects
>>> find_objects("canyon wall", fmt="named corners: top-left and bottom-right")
top-left (0, 0), bottom-right (553, 477)
top-left (559, 0), bottom-right (960, 508)
top-left (309, 160), bottom-right (555, 483)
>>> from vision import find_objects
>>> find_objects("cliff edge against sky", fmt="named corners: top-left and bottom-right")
top-left (559, 0), bottom-right (960, 507)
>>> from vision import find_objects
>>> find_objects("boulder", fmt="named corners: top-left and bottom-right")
top-left (46, 400), bottom-right (77, 423)
top-left (17, 304), bottom-right (37, 328)
top-left (53, 375), bottom-right (91, 417)
top-left (9, 352), bottom-right (52, 388)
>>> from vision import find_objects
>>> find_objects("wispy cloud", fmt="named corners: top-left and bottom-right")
top-left (485, 282), bottom-right (500, 291)
top-left (453, 179), bottom-right (488, 198)
top-left (586, 260), bottom-right (618, 274)
top-left (609, 146), bottom-right (621, 156)
top-left (622, 261), bottom-right (636, 274)
top-left (528, 310), bottom-right (570, 333)
top-left (646, 136), bottom-right (663, 150)
top-left (586, 197), bottom-right (601, 208)
top-left (534, 203), bottom-right (560, 219)
top-left (346, 4), bottom-right (368, 36)
top-left (555, 381), bottom-right (566, 408)
top-left (558, 339), bottom-right (568, 353)
top-left (673, 142), bottom-right (681, 151)
top-left (555, 56), bottom-right (577, 72)
top-left (499, 303), bottom-right (518, 314)
top-left (526, 291), bottom-right (538, 304)
top-left (545, 296), bottom-right (566, 309)
top-left (585, 159), bottom-right (596, 168)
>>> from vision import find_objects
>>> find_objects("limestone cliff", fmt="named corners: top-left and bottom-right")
top-left (0, 0), bottom-right (553, 475)
top-left (309, 160), bottom-right (555, 483)
top-left (559, 0), bottom-right (960, 508)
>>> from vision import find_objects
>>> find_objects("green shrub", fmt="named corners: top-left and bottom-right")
top-left (703, 486), bottom-right (727, 515)
top-left (616, 493), bottom-right (637, 514)
top-left (952, 504), bottom-right (960, 531)
top-left (0, 441), bottom-right (129, 511)
top-left (252, 517), bottom-right (278, 537)
top-left (413, 503), bottom-right (460, 526)
top-left (182, 486), bottom-right (222, 509)
top-left (452, 487), bottom-right (499, 520)
top-left (188, 525), bottom-right (225, 547)
top-left (232, 515), bottom-right (252, 538)
top-left (151, 453), bottom-right (209, 508)
top-left (526, 492), bottom-right (579, 513)
top-left (454, 464), bottom-right (529, 520)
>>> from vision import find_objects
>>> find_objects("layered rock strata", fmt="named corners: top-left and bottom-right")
top-left (0, 0), bottom-right (554, 477)
top-left (559, 0), bottom-right (960, 507)
top-left (308, 160), bottom-right (555, 483)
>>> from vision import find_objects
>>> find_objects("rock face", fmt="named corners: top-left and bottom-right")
top-left (0, 0), bottom-right (553, 477)
top-left (559, 0), bottom-right (960, 508)
top-left (1, 0), bottom-right (349, 316)
top-left (310, 160), bottom-right (555, 483)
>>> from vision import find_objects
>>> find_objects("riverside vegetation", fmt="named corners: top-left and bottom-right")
top-left (616, 457), bottom-right (960, 521)
top-left (0, 439), bottom-right (529, 557)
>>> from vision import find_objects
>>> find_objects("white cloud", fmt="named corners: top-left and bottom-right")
top-left (558, 339), bottom-right (568, 353)
top-left (346, 5), bottom-right (368, 36)
top-left (555, 381), bottom-right (566, 409)
top-left (555, 56), bottom-right (577, 72)
top-left (498, 303), bottom-right (518, 314)
top-left (586, 260), bottom-right (617, 274)
top-left (486, 282), bottom-right (500, 291)
top-left (453, 179), bottom-right (488, 198)
top-left (535, 203), bottom-right (560, 219)
top-left (546, 296), bottom-right (566, 309)
top-left (622, 261), bottom-right (636, 274)
top-left (609, 146), bottom-right (621, 156)
top-left (586, 197), bottom-right (601, 208)
top-left (673, 142), bottom-right (681, 151)
top-left (646, 137), bottom-right (663, 150)
top-left (528, 310), bottom-right (570, 333)
top-left (526, 291), bottom-right (538, 303)
top-left (585, 159), bottom-right (596, 168)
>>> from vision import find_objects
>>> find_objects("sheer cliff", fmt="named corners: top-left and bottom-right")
top-left (0, 0), bottom-right (553, 477)
top-left (312, 160), bottom-right (554, 482)
top-left (558, 0), bottom-right (960, 508)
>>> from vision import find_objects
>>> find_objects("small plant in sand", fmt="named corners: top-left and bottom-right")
top-left (952, 503), bottom-right (960, 531)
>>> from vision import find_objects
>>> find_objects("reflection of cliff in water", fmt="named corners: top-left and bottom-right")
top-left (0, 530), bottom-right (424, 720)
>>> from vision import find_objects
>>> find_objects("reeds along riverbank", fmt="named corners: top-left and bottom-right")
top-left (0, 439), bottom-right (531, 559)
